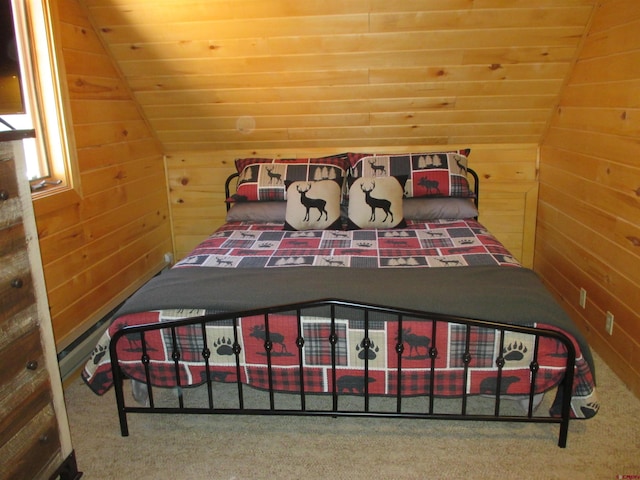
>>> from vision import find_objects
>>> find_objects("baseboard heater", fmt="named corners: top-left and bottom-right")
top-left (57, 263), bottom-right (170, 381)
top-left (57, 304), bottom-right (122, 382)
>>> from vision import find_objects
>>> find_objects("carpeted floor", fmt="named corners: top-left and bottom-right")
top-left (64, 352), bottom-right (640, 479)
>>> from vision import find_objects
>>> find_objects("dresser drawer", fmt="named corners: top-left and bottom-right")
top-left (0, 403), bottom-right (62, 480)
top-left (0, 222), bottom-right (26, 257)
top-left (0, 369), bottom-right (51, 447)
top-left (0, 328), bottom-right (44, 390)
top-left (0, 247), bottom-right (35, 320)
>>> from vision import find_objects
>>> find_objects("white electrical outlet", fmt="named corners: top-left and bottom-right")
top-left (579, 288), bottom-right (587, 309)
top-left (164, 252), bottom-right (174, 264)
top-left (605, 312), bottom-right (614, 335)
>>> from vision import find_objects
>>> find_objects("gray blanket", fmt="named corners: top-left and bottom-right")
top-left (115, 265), bottom-right (594, 375)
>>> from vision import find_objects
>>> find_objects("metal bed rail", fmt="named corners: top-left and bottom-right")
top-left (110, 298), bottom-right (576, 447)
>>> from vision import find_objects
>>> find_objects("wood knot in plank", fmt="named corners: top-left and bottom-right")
top-left (626, 236), bottom-right (640, 247)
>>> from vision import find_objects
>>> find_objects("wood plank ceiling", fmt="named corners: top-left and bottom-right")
top-left (78, 0), bottom-right (597, 152)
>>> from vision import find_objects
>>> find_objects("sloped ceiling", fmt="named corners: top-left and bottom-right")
top-left (80, 0), bottom-right (597, 152)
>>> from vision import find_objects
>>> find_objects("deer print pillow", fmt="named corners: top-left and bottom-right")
top-left (284, 180), bottom-right (343, 231)
top-left (347, 176), bottom-right (407, 230)
top-left (349, 150), bottom-right (473, 199)
top-left (231, 156), bottom-right (350, 202)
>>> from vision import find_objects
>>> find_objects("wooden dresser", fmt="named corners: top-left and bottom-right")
top-left (0, 137), bottom-right (81, 479)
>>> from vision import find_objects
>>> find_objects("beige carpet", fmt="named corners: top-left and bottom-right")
top-left (64, 352), bottom-right (640, 479)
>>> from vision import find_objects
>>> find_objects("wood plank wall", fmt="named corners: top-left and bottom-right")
top-left (79, 0), bottom-right (597, 272)
top-left (32, 0), bottom-right (172, 350)
top-left (168, 144), bottom-right (539, 266)
top-left (537, 0), bottom-right (640, 396)
top-left (82, 0), bottom-right (594, 152)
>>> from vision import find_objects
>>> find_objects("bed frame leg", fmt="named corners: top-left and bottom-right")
top-left (556, 350), bottom-right (575, 448)
top-left (558, 422), bottom-right (568, 448)
top-left (112, 367), bottom-right (129, 436)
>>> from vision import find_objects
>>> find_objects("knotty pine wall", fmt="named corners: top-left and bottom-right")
top-left (537, 0), bottom-right (640, 396)
top-left (32, 0), bottom-right (172, 350)
top-left (81, 0), bottom-right (597, 270)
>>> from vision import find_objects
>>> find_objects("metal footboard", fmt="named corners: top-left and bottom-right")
top-left (109, 298), bottom-right (576, 447)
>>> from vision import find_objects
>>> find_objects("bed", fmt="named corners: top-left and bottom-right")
top-left (82, 150), bottom-right (599, 447)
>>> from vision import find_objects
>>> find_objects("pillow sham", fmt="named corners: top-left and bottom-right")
top-left (233, 156), bottom-right (350, 202)
top-left (347, 176), bottom-right (406, 230)
top-left (403, 197), bottom-right (478, 220)
top-left (350, 149), bottom-right (473, 199)
top-left (284, 180), bottom-right (342, 231)
top-left (226, 201), bottom-right (287, 223)
top-left (234, 154), bottom-right (352, 174)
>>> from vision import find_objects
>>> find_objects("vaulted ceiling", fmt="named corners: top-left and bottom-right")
top-left (79, 0), bottom-right (597, 152)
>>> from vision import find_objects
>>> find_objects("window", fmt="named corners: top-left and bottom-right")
top-left (2, 0), bottom-right (79, 196)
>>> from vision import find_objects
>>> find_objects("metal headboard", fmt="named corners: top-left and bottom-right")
top-left (225, 167), bottom-right (480, 214)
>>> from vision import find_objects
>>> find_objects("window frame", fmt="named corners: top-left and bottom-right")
top-left (12, 0), bottom-right (80, 198)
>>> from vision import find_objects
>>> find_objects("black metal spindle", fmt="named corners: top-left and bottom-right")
top-left (494, 329), bottom-right (506, 416)
top-left (140, 331), bottom-right (154, 408)
top-left (428, 319), bottom-right (438, 415)
top-left (395, 314), bottom-right (404, 413)
top-left (329, 304), bottom-right (338, 412)
top-left (296, 308), bottom-right (306, 411)
top-left (527, 336), bottom-right (541, 418)
top-left (363, 310), bottom-right (370, 412)
top-left (461, 325), bottom-right (472, 415)
top-left (200, 320), bottom-right (214, 409)
top-left (263, 313), bottom-right (275, 410)
top-left (170, 327), bottom-right (184, 408)
top-left (232, 317), bottom-right (244, 409)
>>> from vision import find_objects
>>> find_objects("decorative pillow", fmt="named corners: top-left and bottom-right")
top-left (403, 197), bottom-right (478, 220)
top-left (232, 156), bottom-right (350, 202)
top-left (226, 201), bottom-right (287, 222)
top-left (350, 149), bottom-right (473, 198)
top-left (284, 180), bottom-right (342, 231)
top-left (347, 176), bottom-right (406, 230)
top-left (234, 154), bottom-right (352, 174)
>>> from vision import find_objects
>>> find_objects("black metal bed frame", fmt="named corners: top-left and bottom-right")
top-left (110, 298), bottom-right (576, 447)
top-left (225, 167), bottom-right (482, 213)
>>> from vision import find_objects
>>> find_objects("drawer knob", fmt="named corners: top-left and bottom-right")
top-left (39, 434), bottom-right (49, 443)
top-left (0, 190), bottom-right (8, 201)
top-left (26, 360), bottom-right (39, 370)
top-left (11, 278), bottom-right (23, 289)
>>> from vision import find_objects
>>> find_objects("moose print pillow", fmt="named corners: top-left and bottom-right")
top-left (284, 180), bottom-right (343, 231)
top-left (231, 157), bottom-right (350, 202)
top-left (347, 176), bottom-right (407, 230)
top-left (349, 150), bottom-right (473, 199)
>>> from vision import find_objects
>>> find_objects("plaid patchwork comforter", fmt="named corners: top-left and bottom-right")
top-left (82, 220), bottom-right (599, 419)
top-left (172, 219), bottom-right (520, 269)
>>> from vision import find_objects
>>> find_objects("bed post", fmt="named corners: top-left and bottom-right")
top-left (110, 333), bottom-right (130, 436)
top-left (557, 333), bottom-right (576, 448)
